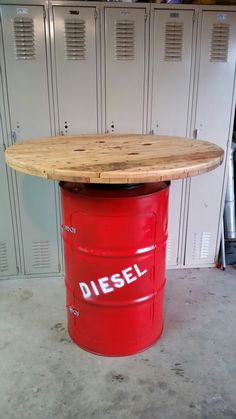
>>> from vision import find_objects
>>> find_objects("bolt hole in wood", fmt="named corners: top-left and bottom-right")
top-left (74, 149), bottom-right (85, 152)
top-left (142, 143), bottom-right (152, 146)
top-left (128, 152), bottom-right (139, 155)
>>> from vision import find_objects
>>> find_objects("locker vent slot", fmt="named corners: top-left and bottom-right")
top-left (0, 242), bottom-right (8, 272)
top-left (210, 23), bottom-right (230, 62)
top-left (166, 235), bottom-right (172, 263)
top-left (115, 20), bottom-right (135, 60)
top-left (192, 232), bottom-right (211, 260)
top-left (12, 18), bottom-right (36, 60)
top-left (32, 240), bottom-right (50, 269)
top-left (165, 22), bottom-right (183, 61)
top-left (64, 19), bottom-right (86, 60)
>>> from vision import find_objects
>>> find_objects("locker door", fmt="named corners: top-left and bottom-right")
top-left (0, 145), bottom-right (18, 276)
top-left (53, 6), bottom-right (98, 135)
top-left (0, 5), bottom-right (60, 275)
top-left (151, 9), bottom-right (194, 266)
top-left (0, 148), bottom-right (17, 277)
top-left (0, 56), bottom-right (18, 277)
top-left (185, 11), bottom-right (236, 266)
top-left (105, 7), bottom-right (146, 133)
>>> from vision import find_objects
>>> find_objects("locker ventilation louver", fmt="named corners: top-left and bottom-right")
top-left (165, 22), bottom-right (183, 62)
top-left (32, 240), bottom-right (50, 269)
top-left (0, 242), bottom-right (8, 272)
top-left (64, 19), bottom-right (86, 60)
top-left (210, 23), bottom-right (230, 62)
top-left (12, 18), bottom-right (36, 60)
top-left (115, 20), bottom-right (135, 60)
top-left (192, 232), bottom-right (211, 260)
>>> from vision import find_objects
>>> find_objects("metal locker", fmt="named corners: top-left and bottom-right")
top-left (0, 148), bottom-right (18, 277)
top-left (185, 10), bottom-right (236, 266)
top-left (53, 6), bottom-right (98, 135)
top-left (0, 5), bottom-right (60, 275)
top-left (0, 26), bottom-right (18, 277)
top-left (151, 9), bottom-right (195, 267)
top-left (0, 121), bottom-right (18, 277)
top-left (104, 7), bottom-right (147, 133)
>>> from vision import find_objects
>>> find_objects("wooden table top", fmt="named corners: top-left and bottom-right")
top-left (5, 134), bottom-right (224, 184)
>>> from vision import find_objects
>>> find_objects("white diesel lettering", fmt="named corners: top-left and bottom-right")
top-left (91, 280), bottom-right (99, 296)
top-left (111, 273), bottom-right (125, 288)
top-left (122, 267), bottom-right (137, 284)
top-left (79, 264), bottom-right (148, 299)
top-left (98, 277), bottom-right (114, 294)
top-left (79, 282), bottom-right (91, 298)
top-left (134, 264), bottom-right (148, 277)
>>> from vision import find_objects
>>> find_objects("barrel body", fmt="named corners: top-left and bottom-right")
top-left (60, 182), bottom-right (169, 356)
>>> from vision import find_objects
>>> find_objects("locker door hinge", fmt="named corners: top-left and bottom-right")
top-left (58, 263), bottom-right (62, 272)
top-left (192, 12), bottom-right (196, 22)
top-left (16, 266), bottom-right (20, 274)
top-left (94, 10), bottom-right (98, 20)
top-left (2, 142), bottom-right (6, 151)
top-left (43, 8), bottom-right (46, 19)
top-left (144, 12), bottom-right (148, 21)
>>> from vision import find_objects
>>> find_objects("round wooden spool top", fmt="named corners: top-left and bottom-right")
top-left (5, 134), bottom-right (224, 184)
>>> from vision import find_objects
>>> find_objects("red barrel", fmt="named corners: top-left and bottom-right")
top-left (60, 182), bottom-right (169, 356)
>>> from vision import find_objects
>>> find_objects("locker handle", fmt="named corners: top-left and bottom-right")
top-left (10, 131), bottom-right (17, 143)
top-left (193, 128), bottom-right (200, 140)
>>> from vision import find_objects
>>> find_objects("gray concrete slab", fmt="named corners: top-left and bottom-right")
top-left (0, 267), bottom-right (236, 419)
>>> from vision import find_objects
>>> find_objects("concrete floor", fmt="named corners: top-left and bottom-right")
top-left (0, 267), bottom-right (236, 419)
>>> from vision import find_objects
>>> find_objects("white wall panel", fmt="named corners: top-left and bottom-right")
top-left (185, 10), bottom-right (236, 266)
top-left (53, 6), bottom-right (98, 135)
top-left (1, 4), bottom-right (60, 275)
top-left (105, 7), bottom-right (147, 134)
top-left (151, 9), bottom-right (195, 266)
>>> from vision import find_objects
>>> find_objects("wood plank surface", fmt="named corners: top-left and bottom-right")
top-left (5, 134), bottom-right (224, 184)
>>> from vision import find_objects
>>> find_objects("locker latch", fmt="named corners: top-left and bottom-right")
top-left (193, 128), bottom-right (200, 140)
top-left (10, 131), bottom-right (17, 143)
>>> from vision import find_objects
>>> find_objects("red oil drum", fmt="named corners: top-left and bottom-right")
top-left (60, 182), bottom-right (169, 356)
